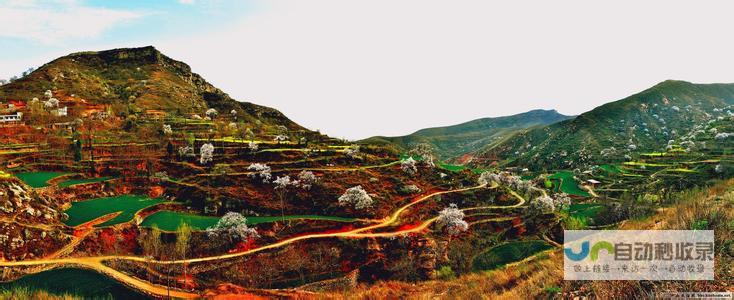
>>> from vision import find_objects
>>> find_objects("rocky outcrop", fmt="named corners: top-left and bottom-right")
top-left (0, 179), bottom-right (69, 261)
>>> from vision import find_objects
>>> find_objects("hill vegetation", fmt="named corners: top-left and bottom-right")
top-left (362, 109), bottom-right (572, 161)
top-left (0, 46), bottom-right (305, 131)
top-left (475, 80), bottom-right (734, 170)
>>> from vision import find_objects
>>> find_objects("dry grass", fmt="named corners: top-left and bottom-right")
top-left (565, 178), bottom-right (734, 298)
top-left (0, 287), bottom-right (84, 300)
top-left (315, 179), bottom-right (734, 299)
top-left (316, 251), bottom-right (563, 299)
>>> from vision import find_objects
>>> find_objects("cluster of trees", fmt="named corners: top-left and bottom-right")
top-left (528, 193), bottom-right (571, 214)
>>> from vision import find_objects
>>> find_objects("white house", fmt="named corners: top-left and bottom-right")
top-left (53, 106), bottom-right (68, 117)
top-left (0, 112), bottom-right (22, 123)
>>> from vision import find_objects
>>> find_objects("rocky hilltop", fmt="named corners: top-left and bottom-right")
top-left (0, 46), bottom-right (305, 130)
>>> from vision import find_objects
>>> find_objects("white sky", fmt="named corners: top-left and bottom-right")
top-left (4, 0), bottom-right (734, 139)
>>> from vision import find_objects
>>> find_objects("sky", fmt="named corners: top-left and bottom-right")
top-left (3, 0), bottom-right (734, 140)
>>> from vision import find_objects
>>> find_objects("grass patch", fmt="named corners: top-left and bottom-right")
top-left (548, 171), bottom-right (590, 197)
top-left (140, 210), bottom-right (358, 231)
top-left (15, 172), bottom-right (72, 188)
top-left (58, 177), bottom-right (115, 188)
top-left (472, 240), bottom-right (553, 271)
top-left (622, 161), bottom-right (671, 167)
top-left (568, 203), bottom-right (605, 220)
top-left (63, 195), bottom-right (165, 227)
top-left (0, 268), bottom-right (144, 299)
top-left (599, 164), bottom-right (622, 174)
top-left (438, 162), bottom-right (467, 172)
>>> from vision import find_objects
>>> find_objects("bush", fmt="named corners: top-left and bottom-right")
top-left (436, 266), bottom-right (456, 280)
top-left (691, 219), bottom-right (709, 230)
top-left (564, 216), bottom-right (587, 230)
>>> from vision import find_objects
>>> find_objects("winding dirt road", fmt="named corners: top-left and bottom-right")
top-left (0, 181), bottom-right (529, 298)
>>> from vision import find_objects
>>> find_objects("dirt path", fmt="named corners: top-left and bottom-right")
top-left (0, 181), bottom-right (530, 298)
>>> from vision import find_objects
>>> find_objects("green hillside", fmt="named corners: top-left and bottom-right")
top-left (475, 80), bottom-right (734, 170)
top-left (361, 109), bottom-right (572, 160)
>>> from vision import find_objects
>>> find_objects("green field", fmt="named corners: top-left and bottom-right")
top-left (472, 240), bottom-right (553, 271)
top-left (0, 268), bottom-right (145, 299)
top-left (438, 162), bottom-right (467, 172)
top-left (568, 203), bottom-right (605, 219)
top-left (599, 164), bottom-right (622, 174)
top-left (58, 176), bottom-right (115, 188)
top-left (140, 210), bottom-right (358, 231)
top-left (548, 171), bottom-right (590, 197)
top-left (14, 172), bottom-right (72, 188)
top-left (64, 195), bottom-right (165, 227)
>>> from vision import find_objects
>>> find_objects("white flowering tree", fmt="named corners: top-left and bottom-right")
top-left (44, 98), bottom-right (59, 108)
top-left (338, 186), bottom-right (373, 210)
top-left (715, 132), bottom-right (732, 141)
top-left (437, 204), bottom-right (468, 235)
top-left (230, 109), bottom-right (237, 116)
top-left (298, 170), bottom-right (319, 190)
top-left (44, 90), bottom-right (53, 99)
top-left (344, 144), bottom-right (360, 159)
top-left (205, 108), bottom-right (218, 119)
top-left (248, 141), bottom-right (259, 153)
top-left (409, 143), bottom-right (436, 167)
top-left (247, 163), bottom-right (272, 183)
top-left (273, 176), bottom-right (299, 221)
top-left (529, 193), bottom-right (570, 215)
top-left (200, 143), bottom-right (214, 165)
top-left (274, 135), bottom-right (289, 144)
top-left (178, 146), bottom-right (194, 158)
top-left (401, 157), bottom-right (418, 175)
top-left (206, 212), bottom-right (259, 246)
top-left (162, 124), bottom-right (173, 136)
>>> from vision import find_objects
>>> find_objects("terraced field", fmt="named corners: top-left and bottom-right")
top-left (548, 171), bottom-right (590, 197)
top-left (58, 176), bottom-right (115, 188)
top-left (64, 195), bottom-right (165, 227)
top-left (15, 172), bottom-right (72, 188)
top-left (0, 268), bottom-right (144, 299)
top-left (472, 240), bottom-right (553, 271)
top-left (140, 210), bottom-right (358, 231)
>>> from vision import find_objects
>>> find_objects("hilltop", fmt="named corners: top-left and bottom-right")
top-left (0, 46), bottom-right (304, 130)
top-left (362, 109), bottom-right (572, 161)
top-left (474, 80), bottom-right (734, 169)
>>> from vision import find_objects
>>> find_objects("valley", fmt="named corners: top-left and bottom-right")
top-left (0, 47), bottom-right (732, 299)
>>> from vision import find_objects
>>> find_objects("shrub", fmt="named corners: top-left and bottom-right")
top-left (436, 266), bottom-right (456, 280)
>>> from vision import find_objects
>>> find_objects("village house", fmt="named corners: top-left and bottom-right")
top-left (0, 112), bottom-right (23, 124)
top-left (585, 179), bottom-right (601, 187)
top-left (52, 106), bottom-right (68, 117)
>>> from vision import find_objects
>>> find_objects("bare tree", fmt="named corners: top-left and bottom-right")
top-left (273, 175), bottom-right (299, 221)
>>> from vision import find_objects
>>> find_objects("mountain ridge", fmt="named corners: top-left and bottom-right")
top-left (361, 109), bottom-right (573, 160)
top-left (473, 80), bottom-right (734, 169)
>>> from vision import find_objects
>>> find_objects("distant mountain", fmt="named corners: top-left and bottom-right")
top-left (0, 46), bottom-right (305, 130)
top-left (474, 80), bottom-right (734, 170)
top-left (361, 109), bottom-right (573, 160)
